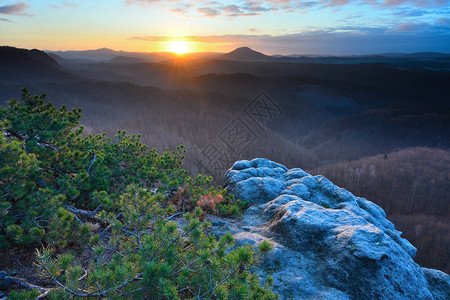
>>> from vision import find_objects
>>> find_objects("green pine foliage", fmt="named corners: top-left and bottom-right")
top-left (1, 89), bottom-right (276, 299)
top-left (36, 201), bottom-right (275, 299)
top-left (9, 289), bottom-right (41, 300)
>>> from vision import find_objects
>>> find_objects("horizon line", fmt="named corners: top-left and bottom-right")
top-left (3, 45), bottom-right (449, 58)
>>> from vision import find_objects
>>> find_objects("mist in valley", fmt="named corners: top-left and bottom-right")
top-left (1, 45), bottom-right (449, 272)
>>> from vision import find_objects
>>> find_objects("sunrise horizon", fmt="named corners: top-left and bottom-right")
top-left (2, 1), bottom-right (450, 56)
top-left (4, 44), bottom-right (450, 58)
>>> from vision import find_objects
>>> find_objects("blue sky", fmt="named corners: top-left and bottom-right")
top-left (1, 0), bottom-right (449, 54)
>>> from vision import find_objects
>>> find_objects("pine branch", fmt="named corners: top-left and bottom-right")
top-left (43, 167), bottom-right (64, 175)
top-left (87, 151), bottom-right (96, 174)
top-left (40, 264), bottom-right (103, 298)
top-left (63, 204), bottom-right (104, 223)
top-left (165, 211), bottom-right (184, 220)
top-left (4, 130), bottom-right (59, 151)
top-left (0, 272), bottom-right (53, 299)
top-left (199, 264), bottom-right (240, 298)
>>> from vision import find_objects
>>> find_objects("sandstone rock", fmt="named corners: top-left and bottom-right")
top-left (219, 158), bottom-right (449, 299)
top-left (232, 177), bottom-right (286, 205)
top-left (422, 268), bottom-right (450, 300)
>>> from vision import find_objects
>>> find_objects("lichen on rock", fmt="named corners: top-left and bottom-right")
top-left (218, 158), bottom-right (450, 299)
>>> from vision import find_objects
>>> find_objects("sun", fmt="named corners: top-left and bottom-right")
top-left (168, 41), bottom-right (189, 55)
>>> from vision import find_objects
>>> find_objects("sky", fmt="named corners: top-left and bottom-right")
top-left (0, 0), bottom-right (449, 55)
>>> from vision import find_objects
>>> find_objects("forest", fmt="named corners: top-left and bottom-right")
top-left (1, 46), bottom-right (449, 275)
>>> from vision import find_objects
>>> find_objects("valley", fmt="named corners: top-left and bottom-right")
top-left (1, 45), bottom-right (449, 273)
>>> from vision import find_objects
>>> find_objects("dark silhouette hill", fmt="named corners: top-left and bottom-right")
top-left (0, 46), bottom-right (60, 68)
top-left (0, 46), bottom-right (74, 83)
top-left (219, 47), bottom-right (276, 62)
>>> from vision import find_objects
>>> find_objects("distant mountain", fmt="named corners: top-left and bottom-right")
top-left (219, 47), bottom-right (277, 62)
top-left (401, 52), bottom-right (450, 59)
top-left (48, 47), bottom-right (126, 61)
top-left (377, 52), bottom-right (450, 59)
top-left (109, 56), bottom-right (148, 63)
top-left (47, 47), bottom-right (450, 63)
top-left (0, 46), bottom-right (74, 83)
top-left (47, 52), bottom-right (65, 63)
top-left (275, 52), bottom-right (450, 60)
top-left (184, 52), bottom-right (222, 60)
top-left (48, 48), bottom-right (222, 63)
top-left (48, 48), bottom-right (170, 62)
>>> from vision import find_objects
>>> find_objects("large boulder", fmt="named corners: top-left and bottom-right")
top-left (218, 158), bottom-right (449, 299)
top-left (422, 268), bottom-right (450, 300)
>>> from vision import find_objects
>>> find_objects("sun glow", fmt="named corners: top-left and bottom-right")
top-left (168, 41), bottom-right (189, 54)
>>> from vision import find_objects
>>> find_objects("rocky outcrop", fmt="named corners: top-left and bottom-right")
top-left (422, 268), bottom-right (450, 300)
top-left (215, 158), bottom-right (449, 299)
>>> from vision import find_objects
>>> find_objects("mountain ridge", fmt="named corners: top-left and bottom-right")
top-left (39, 46), bottom-right (450, 62)
top-left (218, 46), bottom-right (277, 62)
top-left (0, 46), bottom-right (75, 83)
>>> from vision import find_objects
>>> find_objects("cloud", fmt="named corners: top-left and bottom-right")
top-left (125, 0), bottom-right (291, 17)
top-left (195, 1), bottom-right (276, 17)
top-left (196, 3), bottom-right (262, 17)
top-left (437, 17), bottom-right (450, 26)
top-left (197, 7), bottom-right (221, 17)
top-left (129, 35), bottom-right (259, 43)
top-left (242, 2), bottom-right (272, 12)
top-left (0, 2), bottom-right (30, 15)
top-left (124, 0), bottom-right (450, 19)
top-left (168, 3), bottom-right (193, 15)
top-left (170, 7), bottom-right (188, 14)
top-left (379, 0), bottom-right (449, 7)
top-left (0, 17), bottom-right (13, 22)
top-left (128, 23), bottom-right (450, 54)
top-left (125, 0), bottom-right (181, 6)
top-left (389, 22), bottom-right (426, 32)
top-left (321, 0), bottom-right (351, 7)
top-left (50, 2), bottom-right (79, 9)
top-left (392, 8), bottom-right (431, 17)
top-left (222, 5), bottom-right (242, 14)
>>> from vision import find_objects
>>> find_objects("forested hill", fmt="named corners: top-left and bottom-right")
top-left (1, 46), bottom-right (449, 275)
top-left (0, 46), bottom-right (75, 83)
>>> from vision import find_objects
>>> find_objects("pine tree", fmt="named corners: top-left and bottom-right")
top-left (1, 89), bottom-right (276, 299)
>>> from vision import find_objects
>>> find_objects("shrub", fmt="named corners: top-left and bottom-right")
top-left (36, 190), bottom-right (275, 299)
top-left (1, 89), bottom-right (276, 298)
